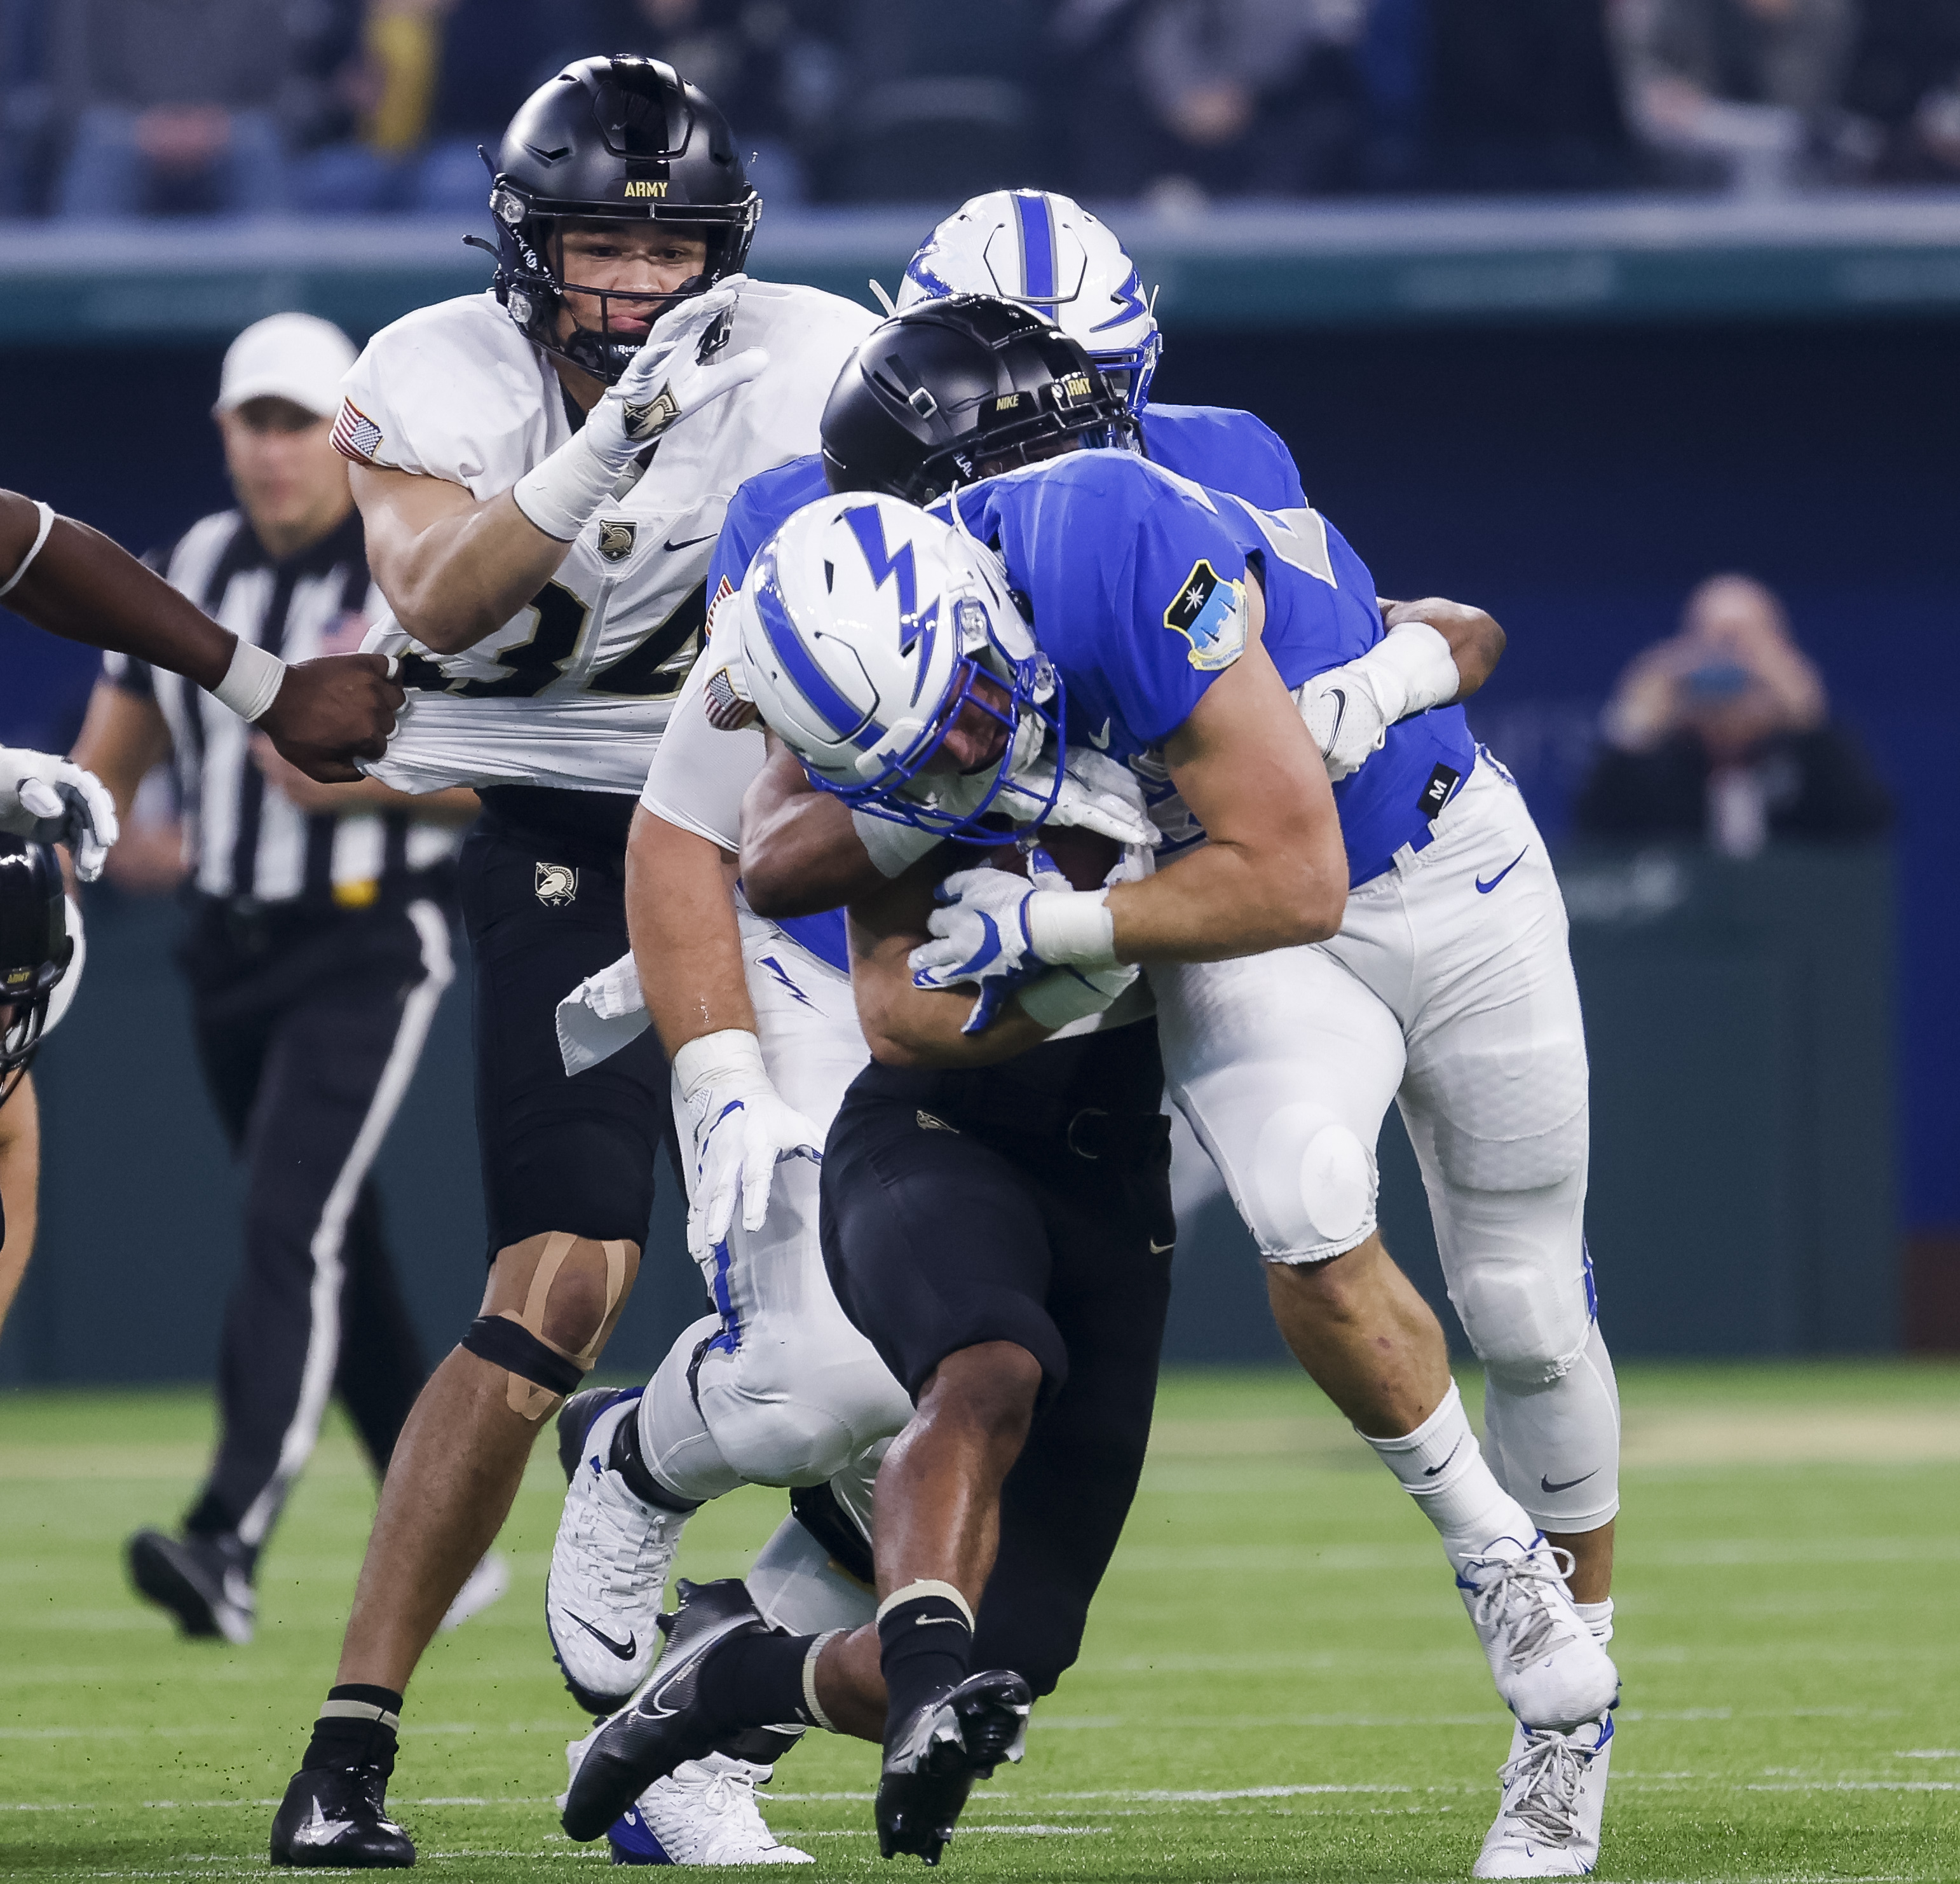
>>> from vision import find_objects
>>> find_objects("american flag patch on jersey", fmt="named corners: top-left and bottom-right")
top-left (331, 399), bottom-right (384, 464)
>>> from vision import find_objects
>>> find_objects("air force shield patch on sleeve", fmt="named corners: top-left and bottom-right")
top-left (1164, 560), bottom-right (1247, 672)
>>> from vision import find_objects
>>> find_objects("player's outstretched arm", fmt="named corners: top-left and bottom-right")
top-left (4, 491), bottom-right (242, 686)
top-left (3, 491), bottom-right (402, 784)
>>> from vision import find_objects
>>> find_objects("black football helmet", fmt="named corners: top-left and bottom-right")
top-left (820, 296), bottom-right (1134, 506)
top-left (482, 55), bottom-right (760, 384)
top-left (0, 835), bottom-right (74, 1107)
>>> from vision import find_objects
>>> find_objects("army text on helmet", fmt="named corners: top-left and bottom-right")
top-left (819, 296), bottom-right (1134, 509)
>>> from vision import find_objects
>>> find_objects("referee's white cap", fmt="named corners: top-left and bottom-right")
top-left (214, 312), bottom-right (358, 421)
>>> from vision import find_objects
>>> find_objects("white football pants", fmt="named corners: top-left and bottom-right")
top-left (642, 910), bottom-right (912, 1506)
top-left (1155, 756), bottom-right (1620, 1533)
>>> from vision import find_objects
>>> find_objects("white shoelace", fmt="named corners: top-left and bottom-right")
top-left (1495, 1731), bottom-right (1591, 1846)
top-left (667, 1760), bottom-right (783, 1860)
top-left (1462, 1544), bottom-right (1581, 1669)
top-left (568, 1463), bottom-right (679, 1599)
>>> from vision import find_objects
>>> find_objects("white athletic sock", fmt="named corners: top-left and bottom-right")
top-left (1574, 1597), bottom-right (1614, 1645)
top-left (1360, 1381), bottom-right (1542, 1574)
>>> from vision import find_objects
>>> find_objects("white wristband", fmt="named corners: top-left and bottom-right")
top-left (512, 430), bottom-right (615, 543)
top-left (1026, 887), bottom-right (1118, 970)
top-left (672, 1027), bottom-right (766, 1100)
top-left (853, 809), bottom-right (941, 880)
top-left (0, 500), bottom-right (54, 599)
top-left (1357, 621), bottom-right (1460, 722)
top-left (212, 637), bottom-right (288, 722)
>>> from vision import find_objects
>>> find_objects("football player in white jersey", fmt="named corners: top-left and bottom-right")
top-left (267, 56), bottom-right (875, 1870)
top-left (886, 189), bottom-right (1624, 1880)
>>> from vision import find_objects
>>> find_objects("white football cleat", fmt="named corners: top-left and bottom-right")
top-left (438, 1550), bottom-right (510, 1632)
top-left (564, 1729), bottom-right (815, 1866)
top-left (547, 1393), bottom-right (688, 1713)
top-left (1474, 1711), bottom-right (1613, 1877)
top-left (1457, 1535), bottom-right (1619, 1729)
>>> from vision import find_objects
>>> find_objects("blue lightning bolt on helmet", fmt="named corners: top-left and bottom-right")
top-left (733, 493), bottom-right (1063, 839)
top-left (897, 189), bottom-right (1162, 413)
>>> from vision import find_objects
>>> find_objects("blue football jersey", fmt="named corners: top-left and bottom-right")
top-left (1139, 403), bottom-right (1306, 512)
top-left (943, 453), bottom-right (1476, 888)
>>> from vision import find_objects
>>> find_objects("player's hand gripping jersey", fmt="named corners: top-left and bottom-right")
top-left (336, 281), bottom-right (876, 793)
top-left (941, 453), bottom-right (1476, 888)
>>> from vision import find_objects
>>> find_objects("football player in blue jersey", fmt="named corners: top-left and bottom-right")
top-left (725, 435), bottom-right (1623, 1876)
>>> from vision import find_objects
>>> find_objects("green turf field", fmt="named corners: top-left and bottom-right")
top-left (3, 1362), bottom-right (1955, 1880)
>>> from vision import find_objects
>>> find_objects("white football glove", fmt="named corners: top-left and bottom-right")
top-left (1298, 621), bottom-right (1461, 783)
top-left (513, 282), bottom-right (770, 542)
top-left (902, 741), bottom-right (1156, 847)
top-left (674, 1029), bottom-right (822, 1260)
top-left (0, 747), bottom-right (119, 882)
top-left (1296, 670), bottom-right (1390, 782)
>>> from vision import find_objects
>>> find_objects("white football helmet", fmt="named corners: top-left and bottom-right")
top-left (735, 494), bottom-right (1060, 836)
top-left (897, 189), bottom-right (1162, 412)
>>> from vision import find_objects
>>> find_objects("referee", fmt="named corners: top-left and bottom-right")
top-left (71, 313), bottom-right (482, 1644)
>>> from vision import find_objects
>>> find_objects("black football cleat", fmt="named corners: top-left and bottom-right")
top-left (560, 1578), bottom-right (773, 1844)
top-left (876, 1670), bottom-right (1033, 1865)
top-left (269, 1759), bottom-right (414, 1867)
top-left (127, 1528), bottom-right (255, 1644)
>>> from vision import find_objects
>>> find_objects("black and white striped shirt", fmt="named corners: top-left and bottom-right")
top-left (103, 508), bottom-right (462, 909)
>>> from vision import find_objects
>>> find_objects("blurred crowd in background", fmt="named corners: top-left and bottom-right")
top-left (3, 0), bottom-right (1959, 222)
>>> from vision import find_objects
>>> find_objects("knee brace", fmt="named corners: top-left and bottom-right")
top-left (1255, 1110), bottom-right (1377, 1263)
top-left (461, 1231), bottom-right (639, 1421)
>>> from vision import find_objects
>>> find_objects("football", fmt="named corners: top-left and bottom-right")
top-left (978, 822), bottom-right (1122, 892)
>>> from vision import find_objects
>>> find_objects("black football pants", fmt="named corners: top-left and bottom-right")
top-left (177, 893), bottom-right (451, 1556)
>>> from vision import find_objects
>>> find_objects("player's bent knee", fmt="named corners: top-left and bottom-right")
top-left (463, 1231), bottom-right (641, 1421)
top-left (1251, 1113), bottom-right (1377, 1260)
top-left (1457, 1276), bottom-right (1591, 1389)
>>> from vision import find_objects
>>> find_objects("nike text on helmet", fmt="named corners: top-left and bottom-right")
top-left (481, 55), bottom-right (760, 385)
top-left (898, 189), bottom-right (1162, 412)
top-left (0, 834), bottom-right (74, 1108)
top-left (820, 294), bottom-right (1133, 506)
top-left (735, 493), bottom-right (1063, 839)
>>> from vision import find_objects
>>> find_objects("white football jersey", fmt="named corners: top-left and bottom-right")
top-left (339, 281), bottom-right (877, 794)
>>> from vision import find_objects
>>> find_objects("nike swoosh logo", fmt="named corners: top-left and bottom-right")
top-left (568, 1613), bottom-right (639, 1660)
top-left (1149, 1238), bottom-right (1175, 1255)
top-left (1325, 686), bottom-right (1347, 745)
top-left (1422, 1437), bottom-right (1464, 1477)
top-left (915, 1614), bottom-right (965, 1627)
top-left (1541, 1468), bottom-right (1600, 1494)
top-left (664, 533), bottom-right (716, 552)
top-left (1475, 847), bottom-right (1530, 894)
top-left (1088, 718), bottom-right (1112, 751)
